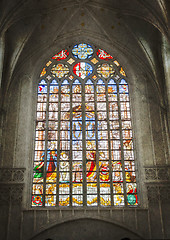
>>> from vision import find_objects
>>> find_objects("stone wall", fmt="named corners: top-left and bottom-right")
top-left (0, 165), bottom-right (170, 239)
top-left (0, 1), bottom-right (170, 239)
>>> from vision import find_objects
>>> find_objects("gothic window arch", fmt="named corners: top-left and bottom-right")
top-left (32, 43), bottom-right (138, 207)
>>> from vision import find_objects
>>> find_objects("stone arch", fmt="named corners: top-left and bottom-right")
top-left (2, 35), bottom-right (150, 208)
top-left (30, 216), bottom-right (144, 240)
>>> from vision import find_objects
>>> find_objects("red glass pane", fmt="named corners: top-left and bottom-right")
top-left (52, 49), bottom-right (69, 60)
top-left (97, 49), bottom-right (113, 60)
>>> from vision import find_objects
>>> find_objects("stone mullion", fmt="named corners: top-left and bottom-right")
top-left (105, 82), bottom-right (114, 206)
top-left (56, 82), bottom-right (61, 207)
top-left (117, 83), bottom-right (127, 206)
top-left (94, 81), bottom-right (100, 206)
top-left (82, 82), bottom-right (87, 206)
top-left (70, 82), bottom-right (73, 207)
top-left (43, 81), bottom-right (50, 207)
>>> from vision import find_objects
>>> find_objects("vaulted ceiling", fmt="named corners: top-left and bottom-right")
top-left (0, 0), bottom-right (170, 107)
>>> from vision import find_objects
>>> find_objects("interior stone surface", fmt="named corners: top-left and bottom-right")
top-left (0, 0), bottom-right (170, 239)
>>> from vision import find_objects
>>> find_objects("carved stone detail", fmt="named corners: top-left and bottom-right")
top-left (145, 166), bottom-right (170, 181)
top-left (0, 184), bottom-right (24, 205)
top-left (0, 168), bottom-right (25, 183)
top-left (159, 186), bottom-right (170, 203)
top-left (0, 185), bottom-right (11, 204)
top-left (147, 186), bottom-right (159, 203)
top-left (0, 168), bottom-right (25, 205)
top-left (13, 170), bottom-right (24, 182)
top-left (145, 168), bottom-right (157, 180)
top-left (10, 184), bottom-right (24, 204)
top-left (157, 168), bottom-right (169, 180)
top-left (147, 185), bottom-right (170, 203)
top-left (0, 169), bottom-right (13, 182)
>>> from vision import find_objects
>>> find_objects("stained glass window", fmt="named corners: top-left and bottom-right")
top-left (32, 44), bottom-right (138, 207)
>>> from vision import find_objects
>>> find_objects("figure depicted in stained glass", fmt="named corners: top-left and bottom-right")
top-left (33, 158), bottom-right (44, 180)
top-left (99, 152), bottom-right (110, 182)
top-left (86, 142), bottom-right (97, 182)
top-left (33, 150), bottom-right (57, 182)
top-left (33, 43), bottom-right (137, 207)
top-left (72, 162), bottom-right (83, 183)
top-left (46, 150), bottom-right (57, 179)
top-left (127, 183), bottom-right (137, 205)
top-left (99, 163), bottom-right (110, 182)
top-left (59, 152), bottom-right (69, 183)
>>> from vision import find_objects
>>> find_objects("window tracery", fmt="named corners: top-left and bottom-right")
top-left (32, 43), bottom-right (138, 207)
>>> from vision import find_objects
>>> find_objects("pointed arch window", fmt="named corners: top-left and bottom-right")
top-left (32, 43), bottom-right (138, 207)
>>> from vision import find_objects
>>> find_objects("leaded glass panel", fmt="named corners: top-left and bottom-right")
top-left (32, 43), bottom-right (138, 207)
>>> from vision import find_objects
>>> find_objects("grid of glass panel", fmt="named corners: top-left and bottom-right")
top-left (85, 80), bottom-right (98, 206)
top-left (32, 43), bottom-right (138, 207)
top-left (45, 80), bottom-right (58, 206)
top-left (72, 80), bottom-right (83, 206)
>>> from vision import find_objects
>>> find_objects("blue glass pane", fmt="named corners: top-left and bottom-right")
top-left (72, 43), bottom-right (93, 59)
top-left (50, 85), bottom-right (58, 93)
top-left (73, 79), bottom-right (81, 85)
top-left (108, 79), bottom-right (116, 85)
top-left (72, 121), bottom-right (82, 130)
top-left (108, 85), bottom-right (117, 93)
top-left (39, 80), bottom-right (47, 85)
top-left (62, 79), bottom-right (69, 85)
top-left (119, 79), bottom-right (127, 85)
top-left (51, 79), bottom-right (58, 84)
top-left (97, 79), bottom-right (105, 85)
top-left (86, 79), bottom-right (93, 85)
top-left (119, 85), bottom-right (129, 93)
top-left (38, 84), bottom-right (47, 93)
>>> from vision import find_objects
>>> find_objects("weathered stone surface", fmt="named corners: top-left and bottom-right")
top-left (0, 1), bottom-right (170, 239)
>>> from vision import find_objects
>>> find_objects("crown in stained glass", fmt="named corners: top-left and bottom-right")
top-left (73, 62), bottom-right (93, 79)
top-left (72, 43), bottom-right (93, 59)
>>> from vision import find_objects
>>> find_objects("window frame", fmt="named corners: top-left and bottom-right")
top-left (31, 43), bottom-right (138, 208)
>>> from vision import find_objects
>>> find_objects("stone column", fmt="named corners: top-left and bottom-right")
top-left (162, 35), bottom-right (170, 132)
